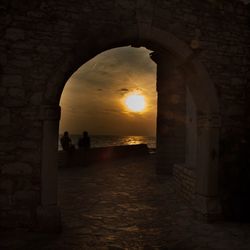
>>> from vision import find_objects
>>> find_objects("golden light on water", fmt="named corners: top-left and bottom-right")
top-left (124, 93), bottom-right (146, 112)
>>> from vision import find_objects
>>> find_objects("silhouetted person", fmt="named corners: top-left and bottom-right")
top-left (78, 131), bottom-right (91, 150)
top-left (60, 131), bottom-right (74, 152)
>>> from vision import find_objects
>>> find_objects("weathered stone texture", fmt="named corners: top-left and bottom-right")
top-left (0, 0), bottom-right (249, 229)
top-left (173, 164), bottom-right (196, 203)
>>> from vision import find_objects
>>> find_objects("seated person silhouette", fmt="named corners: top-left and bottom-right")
top-left (78, 131), bottom-right (91, 150)
top-left (60, 131), bottom-right (74, 152)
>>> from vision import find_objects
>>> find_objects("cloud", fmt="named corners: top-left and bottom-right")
top-left (118, 88), bottom-right (129, 92)
top-left (70, 46), bottom-right (156, 89)
top-left (103, 108), bottom-right (121, 113)
top-left (60, 46), bottom-right (157, 135)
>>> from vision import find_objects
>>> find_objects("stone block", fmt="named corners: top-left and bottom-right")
top-left (0, 87), bottom-right (6, 97)
top-left (21, 140), bottom-right (38, 149)
top-left (0, 50), bottom-right (7, 64)
top-left (10, 56), bottom-right (33, 68)
top-left (0, 142), bottom-right (16, 151)
top-left (0, 107), bottom-right (10, 125)
top-left (14, 190), bottom-right (39, 206)
top-left (1, 162), bottom-right (32, 175)
top-left (30, 92), bottom-right (43, 105)
top-left (25, 127), bottom-right (42, 139)
top-left (21, 108), bottom-right (39, 120)
top-left (194, 194), bottom-right (221, 216)
top-left (8, 88), bottom-right (25, 98)
top-left (3, 98), bottom-right (26, 107)
top-left (12, 41), bottom-right (33, 50)
top-left (19, 151), bottom-right (41, 165)
top-left (2, 75), bottom-right (23, 87)
top-left (0, 194), bottom-right (11, 209)
top-left (173, 163), bottom-right (196, 204)
top-left (0, 208), bottom-right (35, 228)
top-left (5, 28), bottom-right (25, 40)
top-left (0, 179), bottom-right (14, 194)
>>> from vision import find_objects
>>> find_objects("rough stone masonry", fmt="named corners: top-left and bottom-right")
top-left (0, 0), bottom-right (249, 230)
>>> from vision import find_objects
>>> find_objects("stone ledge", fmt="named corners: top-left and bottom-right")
top-left (58, 144), bottom-right (149, 168)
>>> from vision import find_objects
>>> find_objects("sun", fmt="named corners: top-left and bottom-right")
top-left (125, 93), bottom-right (146, 112)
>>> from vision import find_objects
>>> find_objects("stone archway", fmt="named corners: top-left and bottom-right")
top-left (39, 27), bottom-right (220, 229)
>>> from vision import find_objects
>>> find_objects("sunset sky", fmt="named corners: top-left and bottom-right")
top-left (59, 46), bottom-right (157, 136)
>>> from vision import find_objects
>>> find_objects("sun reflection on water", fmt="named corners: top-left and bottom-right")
top-left (120, 136), bottom-right (146, 146)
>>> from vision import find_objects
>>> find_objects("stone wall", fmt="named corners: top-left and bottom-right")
top-left (0, 0), bottom-right (249, 229)
top-left (173, 164), bottom-right (195, 203)
top-left (185, 86), bottom-right (197, 169)
top-left (152, 52), bottom-right (186, 174)
top-left (172, 85), bottom-right (197, 205)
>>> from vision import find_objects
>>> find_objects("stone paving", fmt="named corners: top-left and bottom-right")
top-left (1, 155), bottom-right (250, 249)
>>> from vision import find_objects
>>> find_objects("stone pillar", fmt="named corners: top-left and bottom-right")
top-left (151, 52), bottom-right (186, 174)
top-left (194, 113), bottom-right (221, 221)
top-left (37, 105), bottom-right (61, 232)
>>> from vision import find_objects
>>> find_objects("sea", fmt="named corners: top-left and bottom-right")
top-left (58, 135), bottom-right (156, 150)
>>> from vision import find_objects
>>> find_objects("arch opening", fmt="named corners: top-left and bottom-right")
top-left (40, 30), bottom-right (221, 230)
top-left (58, 46), bottom-right (157, 165)
top-left (60, 46), bottom-right (157, 140)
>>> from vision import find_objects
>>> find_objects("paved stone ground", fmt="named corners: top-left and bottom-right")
top-left (1, 155), bottom-right (250, 249)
